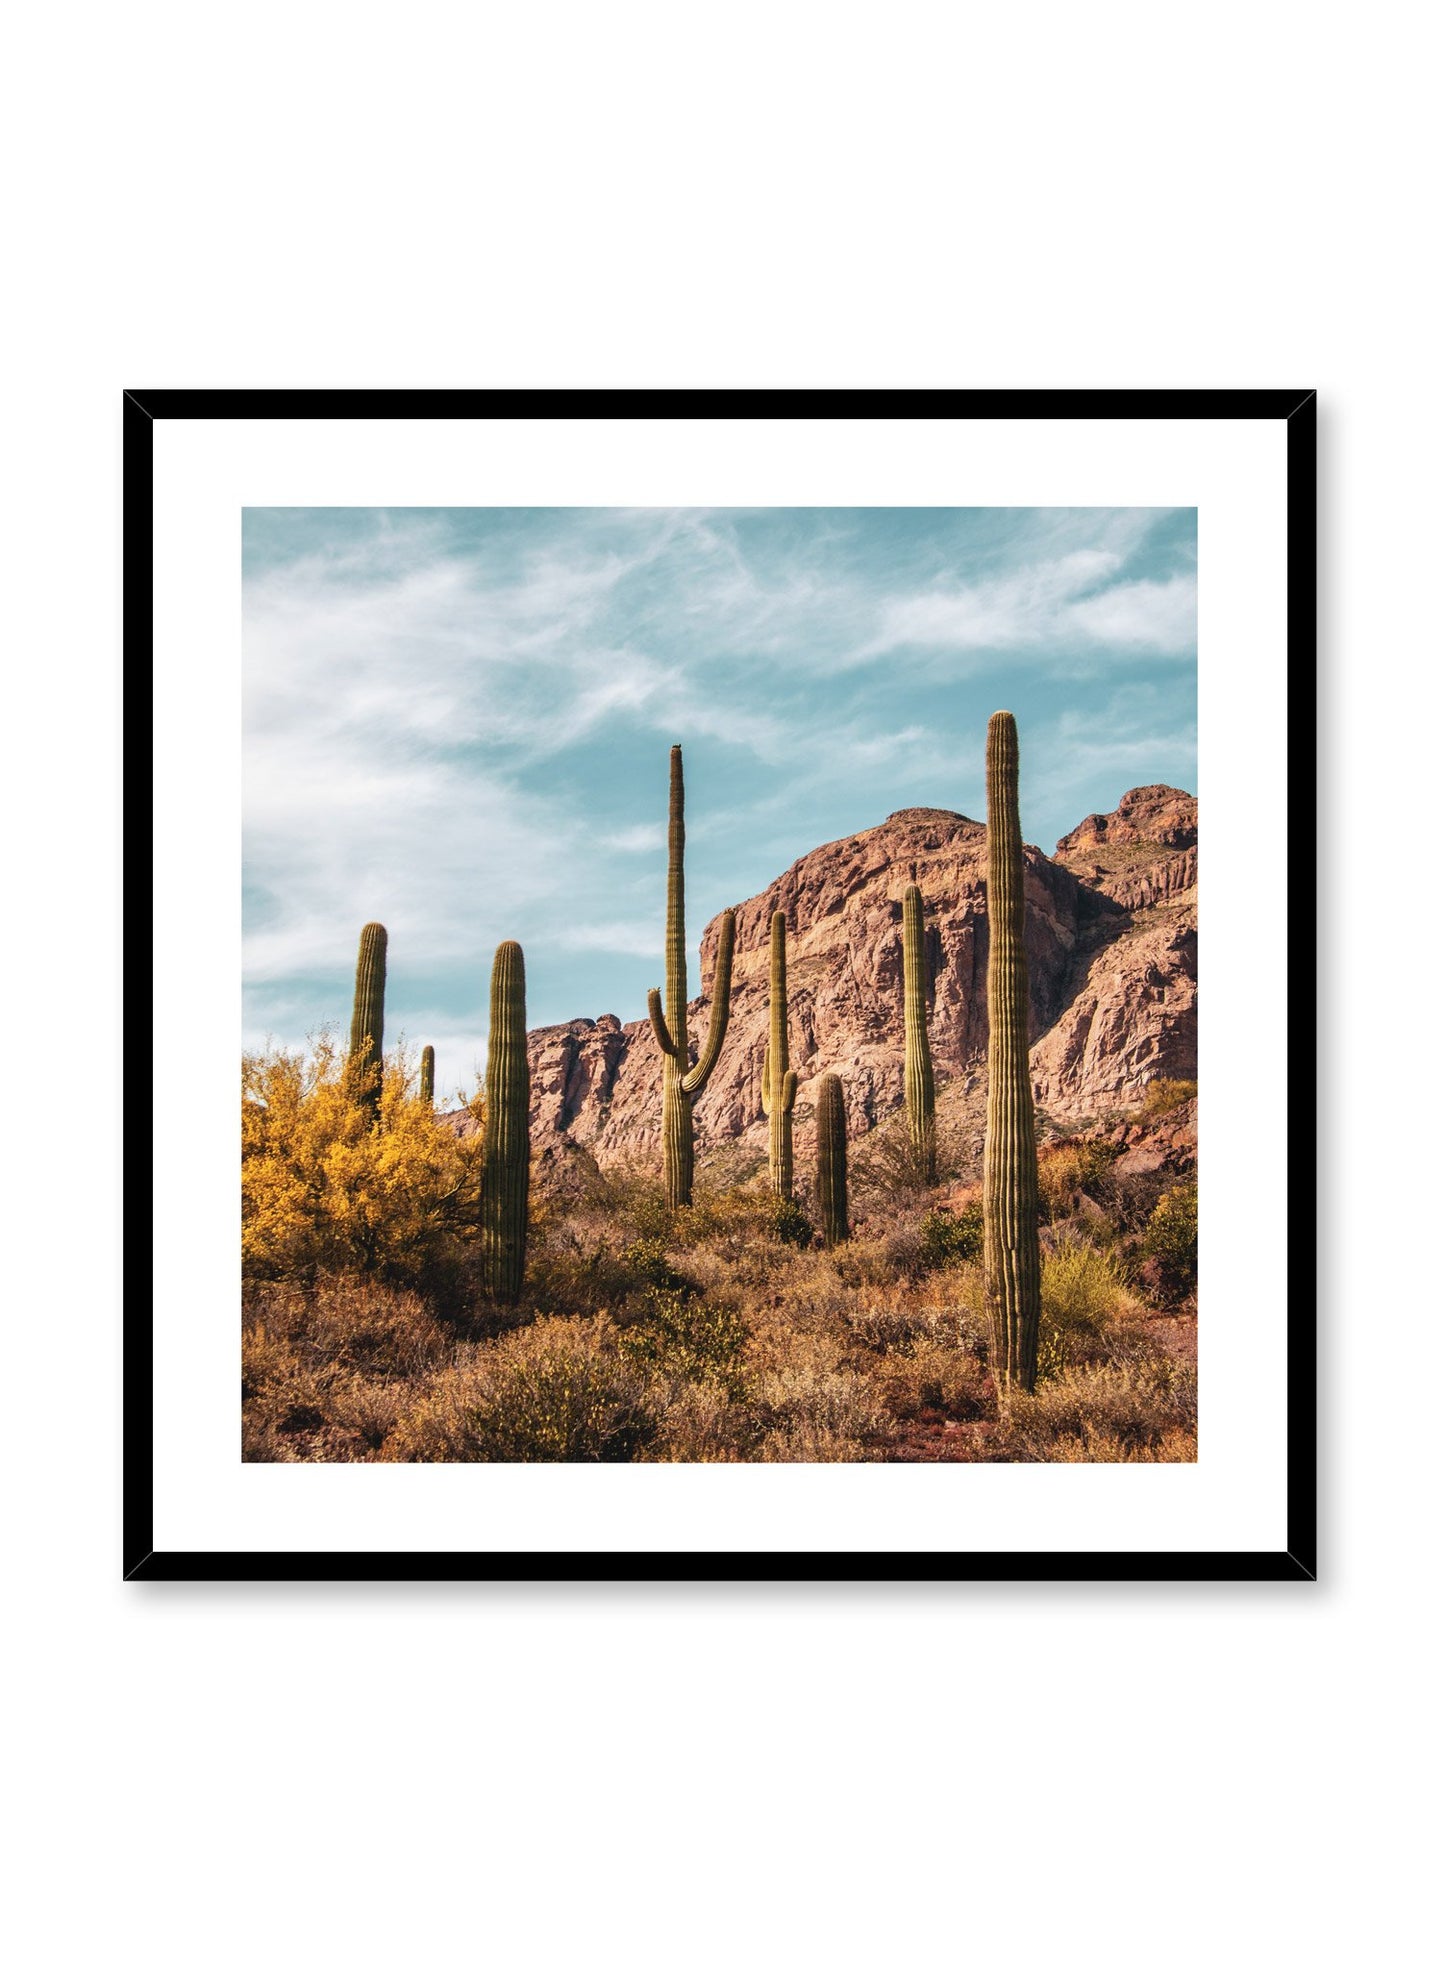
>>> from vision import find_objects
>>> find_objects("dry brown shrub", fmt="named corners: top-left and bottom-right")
top-left (326, 1374), bottom-right (412, 1453)
top-left (244, 1277), bottom-right (451, 1377)
top-left (241, 1316), bottom-right (300, 1399)
top-left (832, 1229), bottom-right (929, 1289)
top-left (764, 1246), bottom-right (858, 1324)
top-left (752, 1362), bottom-right (886, 1462)
top-left (843, 1266), bottom-right (988, 1352)
top-left (839, 1277), bottom-right (991, 1425)
top-left (642, 1382), bottom-right (764, 1462)
top-left (523, 1225), bottom-right (647, 1318)
top-left (869, 1342), bottom-right (991, 1424)
top-left (241, 1279), bottom-right (461, 1461)
top-left (997, 1360), bottom-right (1197, 1462)
top-left (382, 1315), bottom-right (653, 1463)
top-left (241, 1395), bottom-right (300, 1463)
top-left (849, 1109), bottom-right (972, 1205)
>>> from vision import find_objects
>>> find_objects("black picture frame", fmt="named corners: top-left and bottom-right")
top-left (126, 387), bottom-right (1316, 1584)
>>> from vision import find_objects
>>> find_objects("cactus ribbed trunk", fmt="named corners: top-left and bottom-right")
top-left (347, 922), bottom-right (387, 1124)
top-left (662, 744), bottom-right (692, 1208)
top-left (983, 712), bottom-right (1041, 1395)
top-left (902, 882), bottom-right (936, 1183)
top-left (479, 941), bottom-right (530, 1306)
top-left (762, 910), bottom-right (797, 1199)
top-left (419, 1045), bottom-right (435, 1108)
top-left (646, 745), bottom-right (735, 1210)
top-left (815, 1071), bottom-right (848, 1247)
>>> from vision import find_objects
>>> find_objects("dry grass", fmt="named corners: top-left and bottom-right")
top-left (994, 1360), bottom-right (1198, 1462)
top-left (242, 1150), bottom-right (1197, 1464)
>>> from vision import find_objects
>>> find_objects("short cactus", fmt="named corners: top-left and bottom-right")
top-left (761, 910), bottom-right (798, 1199)
top-left (815, 1071), bottom-right (849, 1247)
top-left (646, 745), bottom-right (735, 1209)
top-left (479, 940), bottom-right (530, 1306)
top-left (983, 711), bottom-right (1042, 1394)
top-left (902, 882), bottom-right (937, 1183)
top-left (347, 922), bottom-right (387, 1123)
top-left (419, 1045), bottom-right (435, 1108)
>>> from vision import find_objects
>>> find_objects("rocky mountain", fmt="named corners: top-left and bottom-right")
top-left (520, 785), bottom-right (1196, 1165)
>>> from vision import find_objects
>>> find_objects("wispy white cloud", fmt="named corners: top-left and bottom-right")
top-left (601, 822), bottom-right (666, 853)
top-left (1029, 692), bottom-right (1198, 816)
top-left (858, 548), bottom-right (1195, 667)
top-left (547, 918), bottom-right (661, 959)
top-left (1064, 573), bottom-right (1196, 649)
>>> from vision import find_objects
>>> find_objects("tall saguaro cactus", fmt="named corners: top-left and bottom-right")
top-left (762, 909), bottom-right (798, 1199)
top-left (479, 940), bottom-right (531, 1306)
top-left (646, 745), bottom-right (736, 1210)
top-left (347, 922), bottom-right (388, 1123)
top-left (902, 882), bottom-right (937, 1183)
top-left (815, 1071), bottom-right (849, 1248)
top-left (419, 1045), bottom-right (435, 1109)
top-left (983, 711), bottom-right (1042, 1394)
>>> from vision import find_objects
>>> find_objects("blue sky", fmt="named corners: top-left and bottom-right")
top-left (243, 506), bottom-right (1196, 1102)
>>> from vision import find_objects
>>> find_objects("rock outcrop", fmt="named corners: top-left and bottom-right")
top-left (502, 787), bottom-right (1197, 1166)
top-left (1053, 783), bottom-right (1198, 911)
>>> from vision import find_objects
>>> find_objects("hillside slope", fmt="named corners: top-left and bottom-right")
top-left (515, 785), bottom-right (1197, 1162)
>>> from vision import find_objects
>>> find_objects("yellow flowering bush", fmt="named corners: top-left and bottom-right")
top-left (242, 1033), bottom-right (483, 1292)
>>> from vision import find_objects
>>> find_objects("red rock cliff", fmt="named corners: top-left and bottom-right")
top-left (511, 787), bottom-right (1196, 1161)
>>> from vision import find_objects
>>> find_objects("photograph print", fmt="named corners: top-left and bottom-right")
top-left (241, 503), bottom-right (1199, 1467)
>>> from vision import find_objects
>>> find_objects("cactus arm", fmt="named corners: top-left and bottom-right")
top-left (681, 910), bottom-right (735, 1096)
top-left (647, 988), bottom-right (680, 1060)
top-left (761, 1039), bottom-right (772, 1115)
top-left (781, 1069), bottom-right (797, 1114)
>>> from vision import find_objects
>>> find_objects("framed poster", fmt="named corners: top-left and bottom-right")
top-left (129, 388), bottom-right (1315, 1581)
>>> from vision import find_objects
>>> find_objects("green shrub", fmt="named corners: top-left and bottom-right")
top-left (619, 1285), bottom-right (749, 1394)
top-left (386, 1317), bottom-right (653, 1462)
top-left (1037, 1234), bottom-right (1143, 1376)
top-left (1138, 1078), bottom-right (1198, 1120)
top-left (620, 1236), bottom-right (695, 1296)
top-left (920, 1203), bottom-right (984, 1268)
top-left (767, 1196), bottom-right (815, 1248)
top-left (1141, 1181), bottom-right (1198, 1303)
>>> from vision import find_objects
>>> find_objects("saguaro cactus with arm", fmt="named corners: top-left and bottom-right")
top-left (983, 711), bottom-right (1042, 1394)
top-left (902, 882), bottom-right (937, 1183)
top-left (761, 909), bottom-right (798, 1199)
top-left (347, 922), bottom-right (388, 1124)
top-left (646, 745), bottom-right (736, 1209)
top-left (815, 1071), bottom-right (849, 1247)
top-left (479, 941), bottom-right (531, 1305)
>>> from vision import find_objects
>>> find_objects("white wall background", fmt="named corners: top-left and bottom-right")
top-left (3, 4), bottom-right (1428, 1963)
